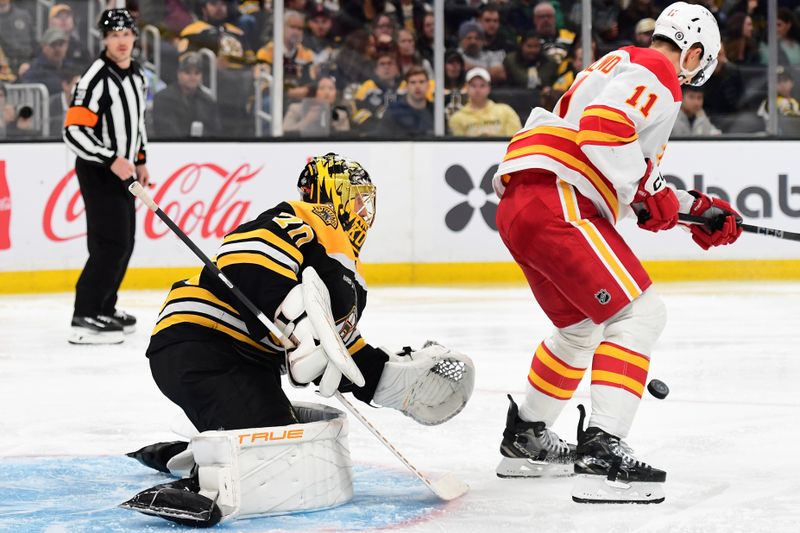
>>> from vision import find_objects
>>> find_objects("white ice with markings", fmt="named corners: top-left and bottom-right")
top-left (1, 282), bottom-right (799, 532)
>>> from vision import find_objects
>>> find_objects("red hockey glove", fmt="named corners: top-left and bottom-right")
top-left (686, 190), bottom-right (743, 250)
top-left (632, 159), bottom-right (679, 232)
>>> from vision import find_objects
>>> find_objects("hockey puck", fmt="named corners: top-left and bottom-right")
top-left (647, 379), bottom-right (669, 399)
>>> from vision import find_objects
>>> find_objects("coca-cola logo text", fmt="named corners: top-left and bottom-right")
top-left (43, 163), bottom-right (260, 242)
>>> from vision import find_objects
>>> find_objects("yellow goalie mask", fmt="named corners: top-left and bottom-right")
top-left (298, 153), bottom-right (376, 253)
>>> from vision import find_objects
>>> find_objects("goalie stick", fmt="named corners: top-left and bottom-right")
top-left (128, 181), bottom-right (469, 502)
top-left (679, 213), bottom-right (800, 242)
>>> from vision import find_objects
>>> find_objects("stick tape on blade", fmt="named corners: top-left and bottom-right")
top-left (302, 267), bottom-right (365, 390)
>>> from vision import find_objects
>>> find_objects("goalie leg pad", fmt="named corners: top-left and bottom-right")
top-left (193, 402), bottom-right (354, 520)
top-left (373, 341), bottom-right (475, 426)
top-left (571, 474), bottom-right (665, 504)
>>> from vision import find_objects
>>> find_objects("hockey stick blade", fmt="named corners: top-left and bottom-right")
top-left (679, 213), bottom-right (800, 242)
top-left (333, 391), bottom-right (469, 501)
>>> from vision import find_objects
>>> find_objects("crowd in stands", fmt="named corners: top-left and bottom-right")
top-left (1, 0), bottom-right (800, 141)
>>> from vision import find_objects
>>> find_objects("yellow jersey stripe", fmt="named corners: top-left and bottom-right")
top-left (153, 313), bottom-right (271, 353)
top-left (217, 252), bottom-right (298, 281)
top-left (224, 228), bottom-right (303, 264)
top-left (165, 286), bottom-right (239, 315)
top-left (581, 107), bottom-right (635, 128)
top-left (348, 337), bottom-right (367, 356)
top-left (575, 220), bottom-right (641, 298)
top-left (575, 130), bottom-right (639, 146)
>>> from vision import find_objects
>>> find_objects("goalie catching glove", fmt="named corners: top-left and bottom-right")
top-left (275, 267), bottom-right (364, 397)
top-left (372, 341), bottom-right (475, 425)
top-left (684, 190), bottom-right (743, 250)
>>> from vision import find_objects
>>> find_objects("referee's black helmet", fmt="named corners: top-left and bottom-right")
top-left (98, 9), bottom-right (138, 36)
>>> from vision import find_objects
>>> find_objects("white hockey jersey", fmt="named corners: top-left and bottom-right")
top-left (493, 46), bottom-right (684, 224)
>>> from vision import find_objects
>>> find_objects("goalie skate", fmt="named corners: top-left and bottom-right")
top-left (571, 405), bottom-right (665, 504)
top-left (496, 395), bottom-right (575, 478)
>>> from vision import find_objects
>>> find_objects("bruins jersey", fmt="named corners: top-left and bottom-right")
top-left (147, 201), bottom-right (370, 365)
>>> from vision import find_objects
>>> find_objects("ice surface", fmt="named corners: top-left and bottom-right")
top-left (1, 283), bottom-right (799, 532)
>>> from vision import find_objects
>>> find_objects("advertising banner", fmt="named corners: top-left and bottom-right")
top-left (1, 140), bottom-right (799, 285)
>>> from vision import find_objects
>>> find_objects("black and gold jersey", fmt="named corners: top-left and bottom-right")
top-left (147, 200), bottom-right (370, 365)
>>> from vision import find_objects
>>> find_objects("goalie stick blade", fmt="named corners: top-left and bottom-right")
top-left (429, 473), bottom-right (469, 501)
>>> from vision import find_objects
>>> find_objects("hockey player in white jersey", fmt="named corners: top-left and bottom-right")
top-left (493, 3), bottom-right (743, 503)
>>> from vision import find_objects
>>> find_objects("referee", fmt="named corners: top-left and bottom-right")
top-left (64, 8), bottom-right (150, 345)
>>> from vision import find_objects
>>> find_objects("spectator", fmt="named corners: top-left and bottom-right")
top-left (48, 67), bottom-right (81, 138)
top-left (379, 65), bottom-right (433, 137)
top-left (179, 0), bottom-right (251, 67)
top-left (618, 0), bottom-right (659, 43)
top-left (633, 18), bottom-right (656, 48)
top-left (20, 28), bottom-right (72, 96)
top-left (258, 10), bottom-right (315, 101)
top-left (672, 86), bottom-right (722, 136)
top-left (417, 12), bottom-right (434, 64)
top-left (304, 4), bottom-right (338, 67)
top-left (478, 3), bottom-right (516, 54)
top-left (0, 82), bottom-right (10, 138)
top-left (0, 0), bottom-right (36, 77)
top-left (724, 12), bottom-right (759, 64)
top-left (335, 29), bottom-right (377, 91)
top-left (0, 43), bottom-right (15, 82)
top-left (153, 52), bottom-right (222, 138)
top-left (352, 48), bottom-right (402, 133)
top-left (387, 0), bottom-right (427, 36)
top-left (6, 104), bottom-right (35, 139)
top-left (760, 8), bottom-right (800, 66)
top-left (728, 0), bottom-right (768, 42)
top-left (702, 47), bottom-right (744, 131)
top-left (551, 42), bottom-right (595, 94)
top-left (503, 31), bottom-right (559, 89)
top-left (758, 67), bottom-right (800, 121)
top-left (138, 0), bottom-right (194, 38)
top-left (283, 74), bottom-right (350, 136)
top-left (335, 0), bottom-right (389, 37)
top-left (444, 49), bottom-right (467, 119)
top-left (448, 67), bottom-right (521, 137)
top-left (181, 0), bottom-right (253, 137)
top-left (372, 13), bottom-right (397, 47)
top-left (397, 28), bottom-right (433, 78)
top-left (48, 4), bottom-right (92, 69)
top-left (536, 1), bottom-right (575, 66)
top-left (457, 20), bottom-right (506, 84)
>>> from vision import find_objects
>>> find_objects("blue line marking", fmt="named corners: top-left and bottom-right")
top-left (0, 456), bottom-right (442, 531)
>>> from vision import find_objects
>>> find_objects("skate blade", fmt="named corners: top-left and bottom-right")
top-left (571, 474), bottom-right (664, 504)
top-left (496, 456), bottom-right (573, 478)
top-left (68, 328), bottom-right (124, 345)
top-left (122, 325), bottom-right (136, 335)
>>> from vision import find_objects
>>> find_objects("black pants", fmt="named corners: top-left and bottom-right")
top-left (73, 158), bottom-right (136, 317)
top-left (148, 339), bottom-right (297, 432)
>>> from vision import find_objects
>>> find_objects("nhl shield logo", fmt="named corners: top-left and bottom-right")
top-left (595, 289), bottom-right (611, 305)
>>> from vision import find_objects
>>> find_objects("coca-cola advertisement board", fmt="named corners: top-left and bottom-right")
top-left (0, 142), bottom-right (415, 273)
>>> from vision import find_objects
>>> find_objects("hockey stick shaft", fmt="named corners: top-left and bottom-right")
top-left (128, 181), bottom-right (466, 501)
top-left (128, 181), bottom-right (294, 348)
top-left (678, 213), bottom-right (800, 242)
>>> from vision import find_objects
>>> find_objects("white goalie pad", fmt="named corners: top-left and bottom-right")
top-left (373, 341), bottom-right (475, 425)
top-left (301, 267), bottom-right (365, 395)
top-left (191, 402), bottom-right (354, 521)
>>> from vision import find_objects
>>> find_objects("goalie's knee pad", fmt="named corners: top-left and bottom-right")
top-left (372, 341), bottom-right (475, 426)
top-left (192, 402), bottom-right (353, 521)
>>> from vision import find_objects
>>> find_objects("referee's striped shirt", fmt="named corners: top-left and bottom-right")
top-left (63, 51), bottom-right (148, 166)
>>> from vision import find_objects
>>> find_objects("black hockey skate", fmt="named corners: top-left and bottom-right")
top-left (572, 405), bottom-right (666, 504)
top-left (68, 315), bottom-right (124, 344)
top-left (110, 309), bottom-right (137, 334)
top-left (120, 469), bottom-right (222, 527)
top-left (496, 394), bottom-right (576, 478)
